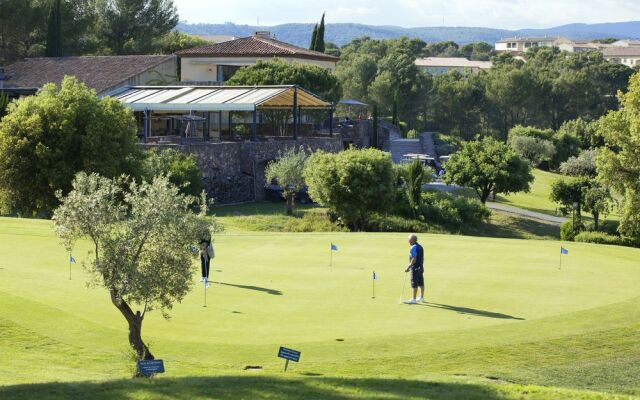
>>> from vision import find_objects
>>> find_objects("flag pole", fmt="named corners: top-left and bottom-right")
top-left (559, 247), bottom-right (562, 270)
top-left (330, 246), bottom-right (333, 267)
top-left (69, 252), bottom-right (72, 280)
top-left (372, 272), bottom-right (375, 299)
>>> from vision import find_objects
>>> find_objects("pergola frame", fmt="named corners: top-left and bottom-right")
top-left (109, 85), bottom-right (335, 142)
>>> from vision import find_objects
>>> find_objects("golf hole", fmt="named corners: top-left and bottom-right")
top-left (335, 339), bottom-right (344, 342)
top-left (244, 365), bottom-right (262, 371)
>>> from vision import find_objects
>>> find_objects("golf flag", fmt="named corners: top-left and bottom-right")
top-left (331, 243), bottom-right (338, 251)
top-left (372, 271), bottom-right (378, 281)
top-left (560, 247), bottom-right (569, 255)
top-left (70, 255), bottom-right (76, 264)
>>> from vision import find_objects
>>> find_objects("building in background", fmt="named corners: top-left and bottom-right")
top-left (1, 55), bottom-right (177, 97)
top-left (415, 57), bottom-right (492, 76)
top-left (602, 47), bottom-right (640, 68)
top-left (495, 37), bottom-right (559, 54)
top-left (177, 32), bottom-right (339, 84)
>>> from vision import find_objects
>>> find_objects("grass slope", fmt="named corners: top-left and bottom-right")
top-left (496, 169), bottom-right (560, 216)
top-left (0, 217), bottom-right (639, 398)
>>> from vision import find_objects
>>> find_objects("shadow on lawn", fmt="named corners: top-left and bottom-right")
top-left (462, 213), bottom-right (560, 240)
top-left (0, 376), bottom-right (515, 400)
top-left (420, 302), bottom-right (525, 320)
top-left (213, 281), bottom-right (283, 296)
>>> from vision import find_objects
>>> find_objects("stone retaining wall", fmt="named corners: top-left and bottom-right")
top-left (142, 137), bottom-right (343, 203)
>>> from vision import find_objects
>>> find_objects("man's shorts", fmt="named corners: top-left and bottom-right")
top-left (411, 269), bottom-right (424, 288)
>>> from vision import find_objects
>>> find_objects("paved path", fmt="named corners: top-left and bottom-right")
top-left (423, 182), bottom-right (566, 225)
top-left (486, 202), bottom-right (566, 224)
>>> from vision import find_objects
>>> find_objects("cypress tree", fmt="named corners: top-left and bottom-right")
top-left (392, 99), bottom-right (398, 127)
top-left (309, 24), bottom-right (318, 51)
top-left (372, 104), bottom-right (379, 149)
top-left (315, 13), bottom-right (326, 52)
top-left (46, 0), bottom-right (63, 57)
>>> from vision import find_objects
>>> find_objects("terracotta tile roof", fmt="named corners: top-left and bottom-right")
top-left (602, 47), bottom-right (640, 57)
top-left (2, 55), bottom-right (175, 94)
top-left (176, 35), bottom-right (339, 62)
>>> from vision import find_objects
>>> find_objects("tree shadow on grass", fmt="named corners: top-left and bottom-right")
top-left (0, 376), bottom-right (516, 400)
top-left (213, 281), bottom-right (283, 296)
top-left (420, 302), bottom-right (525, 321)
top-left (462, 213), bottom-right (560, 240)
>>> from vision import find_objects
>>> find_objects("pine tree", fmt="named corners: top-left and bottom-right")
top-left (46, 0), bottom-right (63, 57)
top-left (309, 24), bottom-right (318, 51)
top-left (372, 104), bottom-right (379, 149)
top-left (315, 13), bottom-right (326, 52)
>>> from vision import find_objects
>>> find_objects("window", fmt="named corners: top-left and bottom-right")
top-left (216, 65), bottom-right (242, 82)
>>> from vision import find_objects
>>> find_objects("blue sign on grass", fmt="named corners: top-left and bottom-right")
top-left (278, 347), bottom-right (301, 362)
top-left (137, 359), bottom-right (165, 375)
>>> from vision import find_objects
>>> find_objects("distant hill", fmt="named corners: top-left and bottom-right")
top-left (177, 21), bottom-right (640, 47)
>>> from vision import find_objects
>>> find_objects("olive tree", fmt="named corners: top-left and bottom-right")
top-left (444, 137), bottom-right (533, 204)
top-left (264, 147), bottom-right (308, 215)
top-left (53, 172), bottom-right (215, 372)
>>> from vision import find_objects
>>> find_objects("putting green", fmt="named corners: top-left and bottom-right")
top-left (1, 216), bottom-right (640, 398)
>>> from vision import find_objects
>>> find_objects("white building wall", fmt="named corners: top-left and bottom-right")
top-left (181, 56), bottom-right (336, 82)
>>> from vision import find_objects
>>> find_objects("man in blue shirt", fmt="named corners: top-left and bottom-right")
top-left (404, 234), bottom-right (425, 304)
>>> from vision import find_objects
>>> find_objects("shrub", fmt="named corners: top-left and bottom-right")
top-left (557, 118), bottom-right (603, 149)
top-left (304, 148), bottom-right (395, 230)
top-left (420, 191), bottom-right (490, 229)
top-left (560, 219), bottom-right (586, 241)
top-left (594, 219), bottom-right (620, 236)
top-left (0, 76), bottom-right (142, 217)
top-left (574, 231), bottom-right (621, 245)
top-left (283, 211), bottom-right (347, 232)
top-left (363, 213), bottom-right (433, 233)
top-left (406, 129), bottom-right (420, 139)
top-left (508, 135), bottom-right (556, 167)
top-left (143, 148), bottom-right (203, 197)
top-left (559, 149), bottom-right (598, 177)
top-left (433, 133), bottom-right (460, 156)
top-left (508, 125), bottom-right (555, 141)
top-left (552, 130), bottom-right (582, 169)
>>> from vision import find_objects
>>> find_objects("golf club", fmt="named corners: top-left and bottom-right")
top-left (399, 270), bottom-right (408, 304)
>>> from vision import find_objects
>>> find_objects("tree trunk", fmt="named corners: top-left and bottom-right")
top-left (593, 211), bottom-right (599, 230)
top-left (286, 193), bottom-right (295, 216)
top-left (110, 289), bottom-right (154, 376)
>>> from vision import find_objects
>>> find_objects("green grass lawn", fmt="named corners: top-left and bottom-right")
top-left (1, 217), bottom-right (639, 399)
top-left (496, 169), bottom-right (620, 224)
top-left (496, 169), bottom-right (561, 216)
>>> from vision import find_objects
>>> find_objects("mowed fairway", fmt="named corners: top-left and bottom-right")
top-left (1, 217), bottom-right (640, 399)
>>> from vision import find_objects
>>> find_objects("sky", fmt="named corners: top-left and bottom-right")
top-left (174, 0), bottom-right (640, 29)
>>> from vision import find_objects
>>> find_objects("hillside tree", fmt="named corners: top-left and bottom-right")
top-left (0, 77), bottom-right (142, 216)
top-left (96, 0), bottom-right (178, 54)
top-left (46, 0), bottom-right (63, 57)
top-left (444, 137), bottom-right (533, 204)
top-left (597, 72), bottom-right (640, 241)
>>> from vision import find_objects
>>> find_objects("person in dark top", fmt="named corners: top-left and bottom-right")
top-left (404, 234), bottom-right (425, 304)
